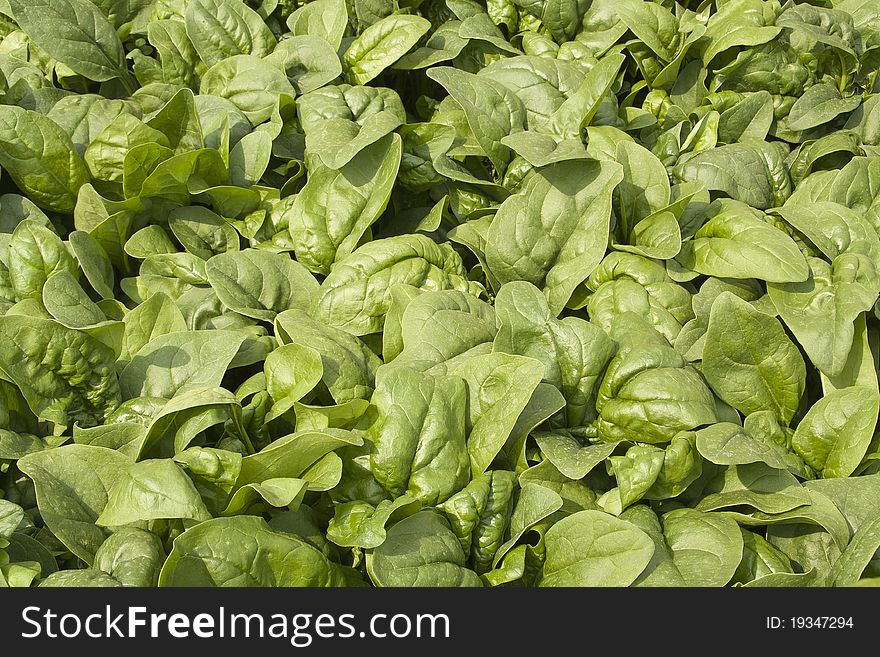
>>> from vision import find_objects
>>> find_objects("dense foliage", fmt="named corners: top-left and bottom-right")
top-left (2, 0), bottom-right (880, 587)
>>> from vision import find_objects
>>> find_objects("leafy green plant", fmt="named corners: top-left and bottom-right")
top-left (1, 0), bottom-right (880, 588)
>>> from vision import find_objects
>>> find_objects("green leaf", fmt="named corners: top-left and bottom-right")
top-left (0, 108), bottom-right (90, 213)
top-left (493, 281), bottom-right (614, 426)
top-left (615, 140), bottom-right (671, 235)
top-left (159, 516), bottom-right (347, 586)
top-left (119, 292), bottom-right (187, 365)
top-left (206, 249), bottom-right (318, 321)
top-left (695, 422), bottom-right (798, 471)
top-left (367, 511), bottom-right (482, 587)
top-left (288, 134), bottom-right (401, 274)
top-left (596, 314), bottom-right (718, 443)
top-left (534, 432), bottom-right (618, 480)
top-left (313, 234), bottom-right (482, 336)
top-left (264, 343), bottom-right (323, 420)
top-left (673, 143), bottom-right (790, 210)
top-left (286, 0), bottom-right (348, 50)
top-left (275, 309), bottom-right (381, 403)
top-left (344, 15), bottom-right (431, 85)
top-left (428, 66), bottom-right (527, 175)
top-left (93, 527), bottom-right (166, 587)
top-left (677, 203), bottom-right (808, 283)
top-left (97, 459), bottom-right (212, 526)
top-left (327, 495), bottom-right (421, 549)
top-left (539, 510), bottom-right (654, 586)
top-left (786, 83), bottom-right (862, 132)
top-left (18, 445), bottom-right (131, 564)
top-left (389, 289), bottom-right (496, 374)
top-left (829, 517), bottom-right (880, 586)
top-left (792, 386), bottom-right (880, 478)
top-left (8, 219), bottom-right (78, 301)
top-left (237, 428), bottom-right (362, 485)
top-left (452, 352), bottom-right (544, 476)
top-left (0, 316), bottom-right (120, 427)
top-left (265, 35), bottom-right (341, 96)
top-left (769, 257), bottom-right (877, 378)
top-left (199, 55), bottom-right (295, 126)
top-left (183, 0), bottom-right (277, 68)
top-left (39, 570), bottom-right (122, 587)
top-left (660, 508), bottom-right (744, 586)
top-left (119, 330), bottom-right (246, 400)
top-left (367, 366), bottom-right (470, 505)
top-left (703, 293), bottom-right (806, 425)
top-left (8, 0), bottom-right (133, 88)
top-left (485, 159), bottom-right (623, 314)
top-left (0, 500), bottom-right (24, 540)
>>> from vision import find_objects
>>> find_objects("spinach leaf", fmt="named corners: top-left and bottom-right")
top-left (1, 0), bottom-right (879, 590)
